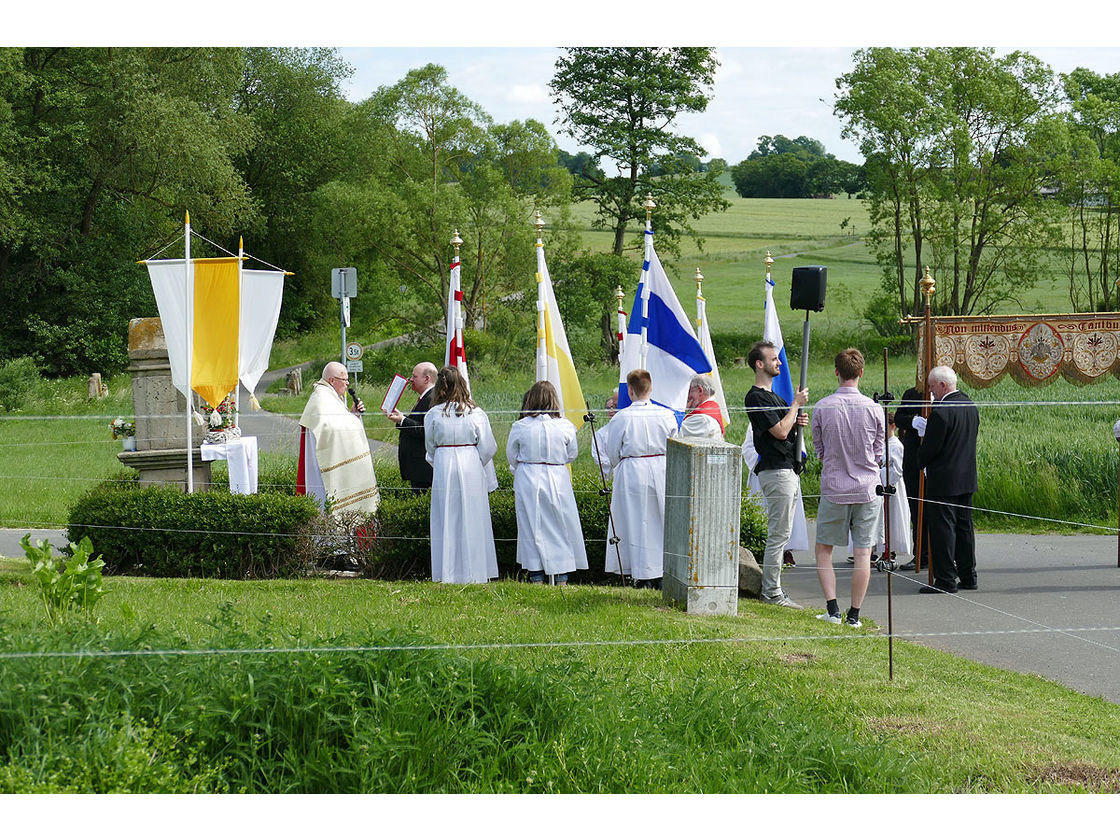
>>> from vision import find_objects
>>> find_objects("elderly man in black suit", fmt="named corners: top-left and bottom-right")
top-left (388, 362), bottom-right (437, 492)
top-left (915, 365), bottom-right (980, 593)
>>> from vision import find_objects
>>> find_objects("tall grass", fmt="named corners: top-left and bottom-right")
top-left (1, 580), bottom-right (1118, 792)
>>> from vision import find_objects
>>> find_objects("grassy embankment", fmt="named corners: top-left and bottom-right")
top-left (0, 567), bottom-right (1118, 793)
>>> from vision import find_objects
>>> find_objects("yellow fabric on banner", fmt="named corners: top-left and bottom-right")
top-left (543, 303), bottom-right (586, 429)
top-left (192, 258), bottom-right (240, 409)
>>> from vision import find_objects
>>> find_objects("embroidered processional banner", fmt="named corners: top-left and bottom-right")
top-left (914, 313), bottom-right (1120, 389)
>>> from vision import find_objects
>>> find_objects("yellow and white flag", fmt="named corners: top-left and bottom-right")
top-left (535, 240), bottom-right (585, 429)
top-left (145, 258), bottom-right (284, 409)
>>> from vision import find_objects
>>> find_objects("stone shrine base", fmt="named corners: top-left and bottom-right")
top-left (117, 448), bottom-right (212, 491)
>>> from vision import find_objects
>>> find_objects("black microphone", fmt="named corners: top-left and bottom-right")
top-left (347, 385), bottom-right (363, 413)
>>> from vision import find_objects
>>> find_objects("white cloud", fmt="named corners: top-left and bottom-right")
top-left (507, 85), bottom-right (550, 106)
top-left (699, 133), bottom-right (723, 159)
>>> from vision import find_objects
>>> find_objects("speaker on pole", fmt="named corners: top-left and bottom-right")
top-left (791, 265), bottom-right (827, 312)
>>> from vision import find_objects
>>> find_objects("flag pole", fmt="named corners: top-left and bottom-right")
top-left (615, 285), bottom-right (626, 361)
top-left (915, 266), bottom-right (936, 580)
top-left (452, 229), bottom-right (464, 377)
top-left (185, 210), bottom-right (194, 494)
top-left (695, 267), bottom-right (704, 331)
top-left (534, 211), bottom-right (547, 383)
top-left (235, 235), bottom-right (243, 429)
top-left (640, 193), bottom-right (655, 370)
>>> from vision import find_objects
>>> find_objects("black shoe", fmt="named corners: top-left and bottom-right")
top-left (897, 561), bottom-right (916, 571)
top-left (958, 582), bottom-right (977, 590)
top-left (919, 584), bottom-right (957, 594)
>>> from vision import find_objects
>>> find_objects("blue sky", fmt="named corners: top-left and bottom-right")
top-left (12, 2), bottom-right (1120, 167)
top-left (339, 46), bottom-right (1120, 166)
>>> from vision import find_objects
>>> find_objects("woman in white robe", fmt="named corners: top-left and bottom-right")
top-left (424, 366), bottom-right (498, 584)
top-left (604, 370), bottom-right (679, 585)
top-left (506, 381), bottom-right (587, 583)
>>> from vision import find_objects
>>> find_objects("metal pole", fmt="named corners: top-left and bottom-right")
top-left (914, 267), bottom-right (936, 580)
top-left (585, 401), bottom-right (627, 587)
top-left (791, 310), bottom-right (810, 472)
top-left (879, 348), bottom-right (895, 681)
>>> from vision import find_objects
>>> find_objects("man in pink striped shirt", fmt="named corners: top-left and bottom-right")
top-left (810, 348), bottom-right (884, 628)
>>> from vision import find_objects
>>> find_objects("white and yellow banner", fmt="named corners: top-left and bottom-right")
top-left (535, 240), bottom-right (585, 428)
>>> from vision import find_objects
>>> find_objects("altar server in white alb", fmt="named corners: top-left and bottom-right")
top-left (297, 361), bottom-right (379, 515)
top-left (506, 381), bottom-right (588, 584)
top-left (424, 366), bottom-right (499, 584)
top-left (604, 368), bottom-right (679, 588)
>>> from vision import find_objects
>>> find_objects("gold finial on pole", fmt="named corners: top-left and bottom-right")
top-left (185, 210), bottom-right (190, 225)
top-left (645, 192), bottom-right (656, 227)
top-left (451, 228), bottom-right (462, 257)
top-left (764, 250), bottom-right (774, 275)
top-left (615, 285), bottom-right (624, 306)
top-left (534, 210), bottom-right (545, 238)
top-left (694, 267), bottom-right (704, 295)
top-left (921, 265), bottom-right (936, 301)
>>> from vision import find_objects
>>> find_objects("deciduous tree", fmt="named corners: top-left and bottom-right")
top-left (549, 47), bottom-right (728, 257)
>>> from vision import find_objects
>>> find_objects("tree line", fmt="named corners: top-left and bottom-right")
top-left (5, 46), bottom-right (1120, 377)
top-left (0, 47), bottom-right (725, 376)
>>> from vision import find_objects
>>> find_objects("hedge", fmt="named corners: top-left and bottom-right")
top-left (66, 460), bottom-right (767, 582)
top-left (361, 460), bottom-right (767, 583)
top-left (67, 480), bottom-right (321, 578)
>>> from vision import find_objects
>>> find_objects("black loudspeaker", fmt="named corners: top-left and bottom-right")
top-left (791, 265), bottom-right (827, 311)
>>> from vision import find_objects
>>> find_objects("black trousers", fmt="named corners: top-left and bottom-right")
top-left (926, 492), bottom-right (976, 590)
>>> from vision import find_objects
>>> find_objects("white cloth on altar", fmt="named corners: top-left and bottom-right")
top-left (741, 430), bottom-right (810, 552)
top-left (424, 405), bottom-right (499, 583)
top-left (506, 415), bottom-right (587, 576)
top-left (298, 381), bottom-right (379, 515)
top-left (603, 400), bottom-right (678, 580)
top-left (200, 435), bottom-right (259, 494)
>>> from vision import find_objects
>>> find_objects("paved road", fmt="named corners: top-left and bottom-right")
top-left (778, 525), bottom-right (1120, 704)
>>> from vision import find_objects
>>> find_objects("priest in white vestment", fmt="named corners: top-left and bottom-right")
top-left (604, 369), bottom-right (678, 586)
top-left (425, 366), bottom-right (499, 584)
top-left (507, 381), bottom-right (588, 583)
top-left (297, 361), bottom-right (380, 516)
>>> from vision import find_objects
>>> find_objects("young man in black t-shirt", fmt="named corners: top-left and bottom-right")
top-left (744, 340), bottom-right (809, 608)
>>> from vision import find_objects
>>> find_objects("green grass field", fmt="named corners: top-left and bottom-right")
top-left (1, 569), bottom-right (1118, 793)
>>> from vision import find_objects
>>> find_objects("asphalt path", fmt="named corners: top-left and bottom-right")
top-left (778, 524), bottom-right (1120, 704)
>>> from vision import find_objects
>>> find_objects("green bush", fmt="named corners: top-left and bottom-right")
top-left (360, 460), bottom-right (767, 582)
top-left (67, 482), bottom-right (322, 578)
top-left (0, 356), bottom-right (40, 411)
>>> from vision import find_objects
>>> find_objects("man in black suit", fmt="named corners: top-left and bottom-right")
top-left (388, 362), bottom-right (437, 492)
top-left (916, 365), bottom-right (980, 593)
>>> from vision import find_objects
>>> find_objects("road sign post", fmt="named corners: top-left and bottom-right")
top-left (332, 268), bottom-right (357, 364)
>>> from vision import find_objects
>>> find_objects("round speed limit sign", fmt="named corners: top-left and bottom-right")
top-left (345, 341), bottom-right (364, 361)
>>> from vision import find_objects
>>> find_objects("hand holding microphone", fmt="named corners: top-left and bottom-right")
top-left (348, 385), bottom-right (365, 415)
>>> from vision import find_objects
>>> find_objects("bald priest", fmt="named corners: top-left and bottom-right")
top-left (297, 361), bottom-right (380, 515)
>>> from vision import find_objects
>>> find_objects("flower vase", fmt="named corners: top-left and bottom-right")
top-left (122, 436), bottom-right (137, 452)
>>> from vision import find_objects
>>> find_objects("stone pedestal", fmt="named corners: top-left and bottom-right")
top-left (662, 437), bottom-right (741, 615)
top-left (117, 317), bottom-right (212, 489)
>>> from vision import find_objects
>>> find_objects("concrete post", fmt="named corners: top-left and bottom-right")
top-left (663, 436), bottom-right (741, 615)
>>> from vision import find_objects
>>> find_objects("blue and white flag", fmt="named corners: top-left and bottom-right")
top-left (763, 276), bottom-right (795, 404)
top-left (617, 228), bottom-right (711, 416)
top-left (763, 273), bottom-right (806, 464)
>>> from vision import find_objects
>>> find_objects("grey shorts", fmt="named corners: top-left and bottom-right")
top-left (816, 497), bottom-right (879, 549)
